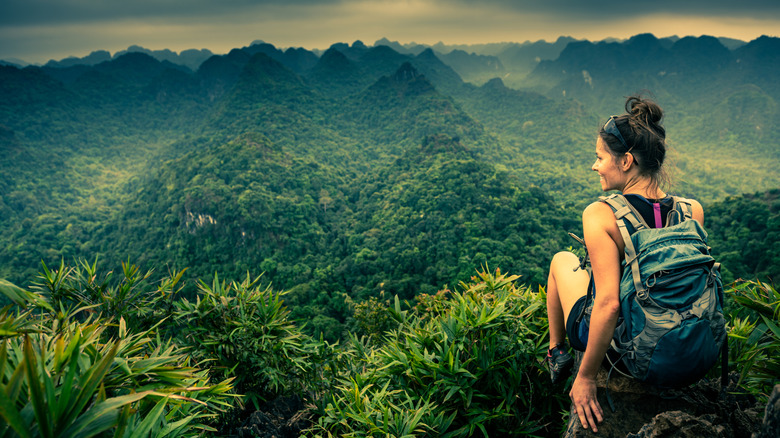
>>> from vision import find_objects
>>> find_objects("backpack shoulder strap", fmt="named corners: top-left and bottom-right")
top-left (668, 196), bottom-right (694, 225)
top-left (599, 194), bottom-right (647, 298)
top-left (599, 194), bottom-right (648, 231)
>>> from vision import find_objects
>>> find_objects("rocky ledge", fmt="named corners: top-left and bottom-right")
top-left (563, 354), bottom-right (778, 437)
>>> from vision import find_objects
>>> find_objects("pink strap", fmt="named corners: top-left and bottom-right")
top-left (653, 203), bottom-right (662, 228)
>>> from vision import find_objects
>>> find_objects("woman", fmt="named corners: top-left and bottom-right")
top-left (544, 96), bottom-right (703, 432)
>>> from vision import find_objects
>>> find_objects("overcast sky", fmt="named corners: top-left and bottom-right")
top-left (2, 0), bottom-right (779, 64)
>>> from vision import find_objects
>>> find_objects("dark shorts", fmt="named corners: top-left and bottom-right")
top-left (566, 295), bottom-right (590, 352)
top-left (566, 294), bottom-right (630, 372)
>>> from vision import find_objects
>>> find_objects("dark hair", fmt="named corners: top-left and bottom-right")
top-left (599, 96), bottom-right (669, 189)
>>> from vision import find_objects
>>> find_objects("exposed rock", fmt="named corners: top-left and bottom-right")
top-left (563, 353), bottom-right (765, 438)
top-left (235, 395), bottom-right (311, 438)
top-left (753, 384), bottom-right (780, 438)
top-left (630, 411), bottom-right (725, 437)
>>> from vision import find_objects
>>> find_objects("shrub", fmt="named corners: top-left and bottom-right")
top-left (309, 267), bottom-right (566, 437)
top-left (347, 292), bottom-right (395, 340)
top-left (172, 272), bottom-right (324, 410)
top-left (726, 279), bottom-right (780, 402)
top-left (0, 279), bottom-right (235, 437)
top-left (29, 258), bottom-right (185, 337)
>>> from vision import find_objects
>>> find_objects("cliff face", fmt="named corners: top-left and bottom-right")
top-left (562, 354), bottom-right (773, 437)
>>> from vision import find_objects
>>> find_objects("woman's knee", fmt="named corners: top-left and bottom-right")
top-left (551, 251), bottom-right (579, 271)
top-left (549, 251), bottom-right (589, 304)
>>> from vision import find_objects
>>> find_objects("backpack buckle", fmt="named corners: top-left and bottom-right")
top-left (680, 310), bottom-right (694, 320)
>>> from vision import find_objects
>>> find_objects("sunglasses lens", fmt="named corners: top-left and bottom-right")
top-left (604, 116), bottom-right (628, 150)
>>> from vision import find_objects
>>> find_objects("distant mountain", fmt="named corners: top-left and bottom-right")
top-left (242, 42), bottom-right (319, 74)
top-left (373, 37), bottom-right (576, 87)
top-left (436, 49), bottom-right (504, 84)
top-left (37, 45), bottom-right (215, 71)
top-left (355, 62), bottom-right (476, 150)
top-left (732, 35), bottom-right (780, 97)
top-left (0, 58), bottom-right (26, 67)
top-left (307, 42), bottom-right (423, 97)
top-left (370, 35), bottom-right (748, 89)
top-left (370, 62), bottom-right (437, 98)
top-left (326, 40), bottom-right (371, 61)
top-left (496, 36), bottom-right (579, 77)
top-left (717, 37), bottom-right (748, 50)
top-left (521, 34), bottom-right (780, 200)
top-left (94, 58), bottom-right (572, 310)
top-left (306, 48), bottom-right (362, 95)
top-left (373, 38), bottom-right (428, 55)
top-left (522, 33), bottom-right (779, 111)
top-left (197, 48), bottom-right (254, 94)
top-left (1, 34), bottom-right (778, 312)
top-left (45, 50), bottom-right (112, 68)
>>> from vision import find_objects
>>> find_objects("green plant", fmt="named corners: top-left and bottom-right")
top-left (726, 279), bottom-right (780, 401)
top-left (0, 316), bottom-right (234, 437)
top-left (0, 305), bottom-right (38, 339)
top-left (309, 267), bottom-right (566, 437)
top-left (0, 272), bottom-right (236, 437)
top-left (0, 279), bottom-right (51, 312)
top-left (1, 331), bottom-right (145, 438)
top-left (173, 272), bottom-right (323, 409)
top-left (347, 292), bottom-right (395, 340)
top-left (28, 258), bottom-right (185, 338)
top-left (312, 377), bottom-right (447, 437)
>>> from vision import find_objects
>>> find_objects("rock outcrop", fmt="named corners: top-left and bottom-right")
top-left (753, 384), bottom-right (780, 438)
top-left (235, 395), bottom-right (311, 438)
top-left (563, 354), bottom-right (769, 437)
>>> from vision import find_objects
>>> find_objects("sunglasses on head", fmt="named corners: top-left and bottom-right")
top-left (603, 116), bottom-right (629, 151)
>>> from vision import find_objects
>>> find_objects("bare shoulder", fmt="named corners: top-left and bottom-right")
top-left (582, 199), bottom-right (623, 251)
top-left (687, 198), bottom-right (705, 226)
top-left (687, 198), bottom-right (703, 213)
top-left (583, 200), bottom-right (616, 223)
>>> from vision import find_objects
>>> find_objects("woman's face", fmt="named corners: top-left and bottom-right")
top-left (592, 137), bottom-right (626, 192)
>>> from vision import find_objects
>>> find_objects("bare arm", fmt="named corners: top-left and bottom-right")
top-left (569, 201), bottom-right (623, 432)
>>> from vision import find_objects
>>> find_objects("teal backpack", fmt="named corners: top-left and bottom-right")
top-left (598, 194), bottom-right (727, 389)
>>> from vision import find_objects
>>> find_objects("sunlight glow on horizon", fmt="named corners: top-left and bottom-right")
top-left (1, 3), bottom-right (778, 64)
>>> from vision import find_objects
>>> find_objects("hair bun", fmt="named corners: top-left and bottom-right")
top-left (626, 96), bottom-right (664, 130)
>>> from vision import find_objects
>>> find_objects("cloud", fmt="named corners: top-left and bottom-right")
top-left (0, 0), bottom-right (322, 26)
top-left (1, 0), bottom-right (779, 63)
top-left (456, 0), bottom-right (780, 18)
top-left (4, 0), bottom-right (780, 26)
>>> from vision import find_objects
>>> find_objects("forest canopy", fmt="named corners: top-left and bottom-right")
top-left (1, 35), bottom-right (779, 337)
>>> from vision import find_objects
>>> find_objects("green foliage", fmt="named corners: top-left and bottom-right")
top-left (312, 378), bottom-right (447, 437)
top-left (726, 279), bottom-right (780, 402)
top-left (0, 331), bottom-right (138, 438)
top-left (2, 42), bottom-right (778, 344)
top-left (707, 189), bottom-right (780, 283)
top-left (1, 259), bottom-right (778, 436)
top-left (0, 279), bottom-right (51, 314)
top-left (310, 267), bottom-right (565, 437)
top-left (26, 258), bottom-right (185, 338)
top-left (0, 269), bottom-right (235, 437)
top-left (347, 293), bottom-right (394, 339)
top-left (172, 272), bottom-right (323, 410)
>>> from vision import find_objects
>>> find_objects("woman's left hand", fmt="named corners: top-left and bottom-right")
top-left (569, 375), bottom-right (604, 432)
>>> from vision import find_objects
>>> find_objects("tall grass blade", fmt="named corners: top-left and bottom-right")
top-left (63, 391), bottom-right (151, 438)
top-left (126, 396), bottom-right (169, 438)
top-left (23, 335), bottom-right (53, 438)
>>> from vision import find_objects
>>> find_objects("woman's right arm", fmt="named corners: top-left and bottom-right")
top-left (569, 201), bottom-right (623, 432)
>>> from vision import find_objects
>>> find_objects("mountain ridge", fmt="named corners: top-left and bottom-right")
top-left (0, 34), bottom-right (777, 316)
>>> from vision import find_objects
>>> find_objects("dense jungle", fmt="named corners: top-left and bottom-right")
top-left (0, 34), bottom-right (778, 436)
